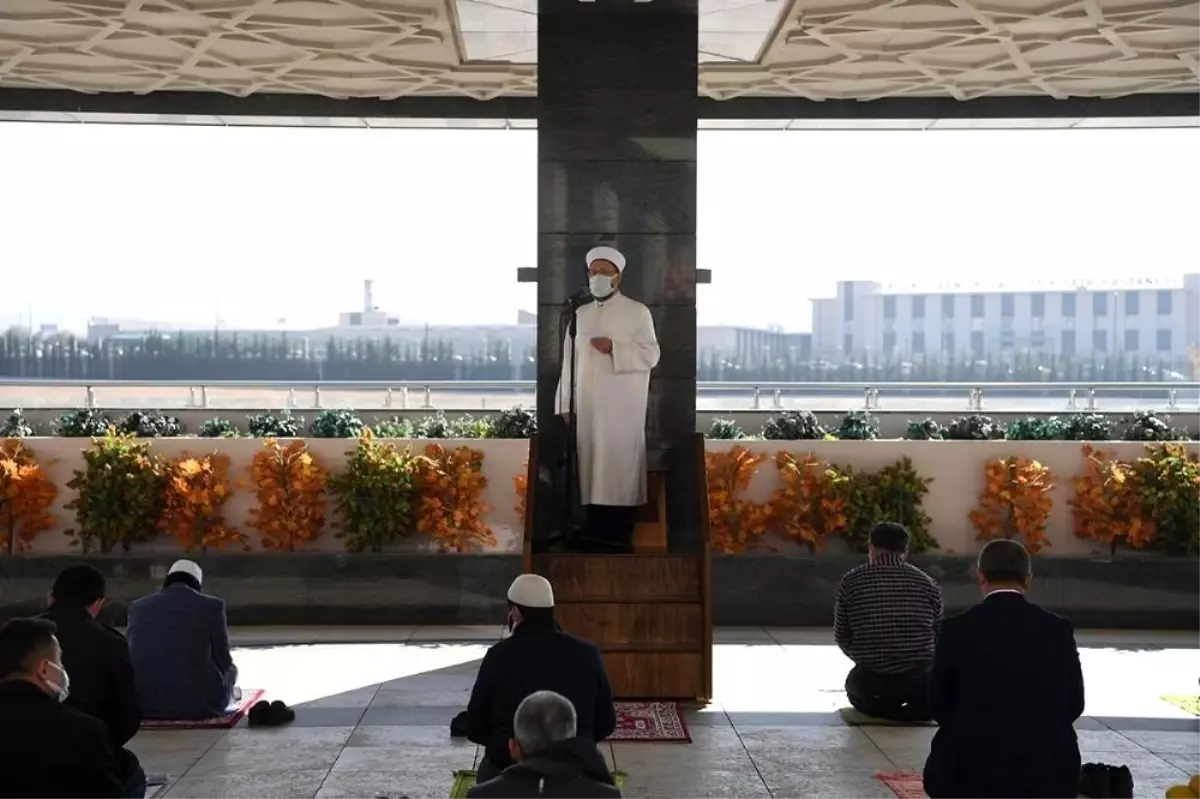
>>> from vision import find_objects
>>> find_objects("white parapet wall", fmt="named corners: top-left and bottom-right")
top-left (10, 437), bottom-right (1197, 557)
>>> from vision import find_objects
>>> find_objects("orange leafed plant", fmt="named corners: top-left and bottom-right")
top-left (416, 443), bottom-right (495, 552)
top-left (0, 440), bottom-right (57, 555)
top-left (767, 452), bottom-right (851, 550)
top-left (514, 462), bottom-right (528, 527)
top-left (245, 439), bottom-right (328, 551)
top-left (969, 456), bottom-right (1055, 553)
top-left (705, 445), bottom-right (769, 553)
top-left (161, 453), bottom-right (247, 554)
top-left (1069, 444), bottom-right (1153, 554)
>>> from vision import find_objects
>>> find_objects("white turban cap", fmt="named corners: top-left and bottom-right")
top-left (507, 574), bottom-right (554, 608)
top-left (585, 246), bottom-right (626, 273)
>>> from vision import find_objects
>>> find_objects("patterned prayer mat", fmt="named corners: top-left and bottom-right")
top-left (840, 706), bottom-right (937, 727)
top-left (1160, 695), bottom-right (1200, 716)
top-left (610, 701), bottom-right (691, 742)
top-left (450, 769), bottom-right (627, 798)
top-left (877, 770), bottom-right (928, 799)
top-left (141, 689), bottom-right (265, 730)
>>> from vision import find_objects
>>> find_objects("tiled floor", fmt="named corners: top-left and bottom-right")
top-left (129, 627), bottom-right (1198, 798)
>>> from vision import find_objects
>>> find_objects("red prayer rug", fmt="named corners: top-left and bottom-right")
top-left (877, 771), bottom-right (928, 799)
top-left (609, 701), bottom-right (691, 743)
top-left (141, 689), bottom-right (265, 730)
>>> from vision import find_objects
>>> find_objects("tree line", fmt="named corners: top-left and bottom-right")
top-left (0, 330), bottom-right (1193, 383)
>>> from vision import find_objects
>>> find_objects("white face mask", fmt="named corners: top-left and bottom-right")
top-left (44, 662), bottom-right (70, 703)
top-left (589, 274), bottom-right (616, 298)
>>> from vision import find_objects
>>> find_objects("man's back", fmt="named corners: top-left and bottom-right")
top-left (835, 553), bottom-right (942, 673)
top-left (466, 621), bottom-right (616, 771)
top-left (40, 605), bottom-right (139, 747)
top-left (468, 738), bottom-right (621, 799)
top-left (926, 592), bottom-right (1084, 798)
top-left (127, 585), bottom-right (229, 719)
top-left (0, 680), bottom-right (123, 798)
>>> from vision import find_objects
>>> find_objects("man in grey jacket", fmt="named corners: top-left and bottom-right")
top-left (468, 691), bottom-right (620, 799)
top-left (127, 560), bottom-right (238, 720)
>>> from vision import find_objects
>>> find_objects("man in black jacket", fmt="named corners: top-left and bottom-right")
top-left (0, 617), bottom-right (123, 798)
top-left (467, 574), bottom-right (617, 783)
top-left (469, 691), bottom-right (620, 799)
top-left (924, 539), bottom-right (1085, 798)
top-left (41, 565), bottom-right (145, 799)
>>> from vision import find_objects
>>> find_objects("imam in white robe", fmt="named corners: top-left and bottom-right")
top-left (555, 292), bottom-right (660, 507)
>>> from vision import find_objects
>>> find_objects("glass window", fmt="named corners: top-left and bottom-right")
top-left (1157, 329), bottom-right (1171, 352)
top-left (1093, 293), bottom-right (1107, 317)
top-left (1092, 330), bottom-right (1107, 352)
top-left (971, 330), bottom-right (984, 356)
top-left (844, 290), bottom-right (854, 321)
top-left (1061, 330), bottom-right (1075, 356)
top-left (1124, 329), bottom-right (1139, 351)
top-left (1061, 293), bottom-right (1076, 317)
top-left (1030, 293), bottom-right (1045, 317)
top-left (941, 295), bottom-right (955, 318)
top-left (1031, 329), bottom-right (1046, 348)
top-left (883, 331), bottom-right (896, 352)
top-left (1124, 292), bottom-right (1139, 315)
top-left (1000, 329), bottom-right (1015, 349)
top-left (843, 333), bottom-right (853, 354)
top-left (911, 295), bottom-right (925, 319)
top-left (942, 331), bottom-right (955, 354)
top-left (1001, 294), bottom-right (1015, 317)
top-left (1157, 291), bottom-right (1173, 315)
top-left (970, 294), bottom-right (985, 318)
top-left (883, 295), bottom-right (896, 320)
top-left (911, 331), bottom-right (925, 354)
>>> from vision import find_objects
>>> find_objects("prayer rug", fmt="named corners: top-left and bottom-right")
top-left (610, 701), bottom-right (691, 742)
top-left (840, 707), bottom-right (936, 727)
top-left (450, 769), bottom-right (627, 798)
top-left (141, 689), bottom-right (265, 730)
top-left (1161, 695), bottom-right (1200, 716)
top-left (877, 770), bottom-right (928, 799)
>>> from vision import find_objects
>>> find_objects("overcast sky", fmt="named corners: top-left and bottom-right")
top-left (1, 122), bottom-right (1196, 333)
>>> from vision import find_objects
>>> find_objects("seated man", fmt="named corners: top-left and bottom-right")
top-left (924, 540), bottom-right (1084, 799)
top-left (469, 691), bottom-right (621, 799)
top-left (41, 565), bottom-right (144, 799)
top-left (467, 575), bottom-right (617, 783)
top-left (0, 618), bottom-right (123, 798)
top-left (127, 559), bottom-right (239, 720)
top-left (834, 522), bottom-right (942, 722)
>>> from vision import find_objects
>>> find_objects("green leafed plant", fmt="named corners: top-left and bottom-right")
top-left (64, 432), bottom-right (165, 554)
top-left (199, 417), bottom-right (242, 438)
top-left (1121, 411), bottom-right (1179, 442)
top-left (0, 409), bottom-right (35, 438)
top-left (904, 418), bottom-right (946, 440)
top-left (117, 410), bottom-right (185, 438)
top-left (54, 408), bottom-right (111, 438)
top-left (489, 406), bottom-right (537, 439)
top-left (247, 410), bottom-right (304, 438)
top-left (707, 418), bottom-right (746, 440)
top-left (1005, 416), bottom-right (1066, 441)
top-left (310, 408), bottom-right (365, 439)
top-left (834, 458), bottom-right (937, 554)
top-left (373, 416), bottom-right (414, 438)
top-left (946, 414), bottom-right (1002, 441)
top-left (452, 414), bottom-right (493, 439)
top-left (836, 411), bottom-right (879, 441)
top-left (1061, 413), bottom-right (1113, 441)
top-left (762, 410), bottom-right (826, 440)
top-left (413, 411), bottom-right (454, 439)
top-left (1134, 444), bottom-right (1200, 556)
top-left (328, 432), bottom-right (420, 553)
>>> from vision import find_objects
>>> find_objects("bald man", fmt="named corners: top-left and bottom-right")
top-left (556, 246), bottom-right (660, 553)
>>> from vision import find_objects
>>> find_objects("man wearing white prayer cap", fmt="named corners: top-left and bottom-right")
top-left (556, 244), bottom-right (661, 552)
top-left (465, 574), bottom-right (616, 783)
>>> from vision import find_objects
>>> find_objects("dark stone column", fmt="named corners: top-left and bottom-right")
top-left (535, 0), bottom-right (699, 550)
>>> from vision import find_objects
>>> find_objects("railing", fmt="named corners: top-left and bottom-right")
top-left (0, 378), bottom-right (1196, 412)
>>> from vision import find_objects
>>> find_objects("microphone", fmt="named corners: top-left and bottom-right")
top-left (567, 286), bottom-right (594, 308)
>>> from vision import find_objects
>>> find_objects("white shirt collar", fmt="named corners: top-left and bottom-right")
top-left (986, 588), bottom-right (1024, 596)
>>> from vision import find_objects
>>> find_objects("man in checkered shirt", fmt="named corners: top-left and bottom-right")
top-left (834, 522), bottom-right (943, 722)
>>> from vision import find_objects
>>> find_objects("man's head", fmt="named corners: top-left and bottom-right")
top-left (48, 564), bottom-right (107, 618)
top-left (868, 522), bottom-right (910, 561)
top-left (0, 617), bottom-right (69, 700)
top-left (164, 559), bottom-right (203, 591)
top-left (977, 539), bottom-right (1032, 593)
top-left (506, 573), bottom-right (554, 630)
top-left (508, 690), bottom-right (577, 763)
top-left (586, 246), bottom-right (625, 298)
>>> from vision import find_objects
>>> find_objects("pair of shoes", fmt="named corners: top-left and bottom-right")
top-left (247, 700), bottom-right (295, 728)
top-left (1080, 762), bottom-right (1134, 798)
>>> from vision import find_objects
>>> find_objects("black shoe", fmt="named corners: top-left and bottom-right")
top-left (449, 711), bottom-right (469, 738)
top-left (1110, 765), bottom-right (1133, 799)
top-left (267, 700), bottom-right (296, 726)
top-left (247, 701), bottom-right (272, 728)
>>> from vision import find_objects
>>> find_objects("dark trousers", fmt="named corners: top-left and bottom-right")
top-left (846, 663), bottom-right (932, 722)
top-left (119, 758), bottom-right (146, 799)
top-left (476, 756), bottom-right (502, 784)
top-left (578, 505), bottom-right (635, 553)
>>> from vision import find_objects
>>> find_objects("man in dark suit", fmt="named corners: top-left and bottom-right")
top-left (127, 559), bottom-right (239, 720)
top-left (41, 565), bottom-right (144, 798)
top-left (0, 617), bottom-right (124, 798)
top-left (467, 574), bottom-right (617, 783)
top-left (924, 539), bottom-right (1085, 799)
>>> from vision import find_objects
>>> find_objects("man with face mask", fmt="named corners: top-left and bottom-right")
top-left (557, 245), bottom-right (661, 553)
top-left (0, 617), bottom-right (123, 798)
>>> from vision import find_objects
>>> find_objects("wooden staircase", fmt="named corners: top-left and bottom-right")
top-left (523, 434), bottom-right (712, 701)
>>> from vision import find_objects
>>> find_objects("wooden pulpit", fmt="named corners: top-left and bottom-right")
top-left (523, 434), bottom-right (713, 701)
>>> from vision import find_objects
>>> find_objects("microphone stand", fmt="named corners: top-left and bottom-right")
top-left (559, 291), bottom-right (588, 547)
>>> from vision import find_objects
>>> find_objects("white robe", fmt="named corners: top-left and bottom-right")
top-left (555, 292), bottom-right (660, 507)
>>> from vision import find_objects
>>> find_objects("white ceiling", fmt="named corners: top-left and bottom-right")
top-left (0, 0), bottom-right (1195, 101)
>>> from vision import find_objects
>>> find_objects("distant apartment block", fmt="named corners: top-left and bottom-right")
top-left (811, 274), bottom-right (1200, 362)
